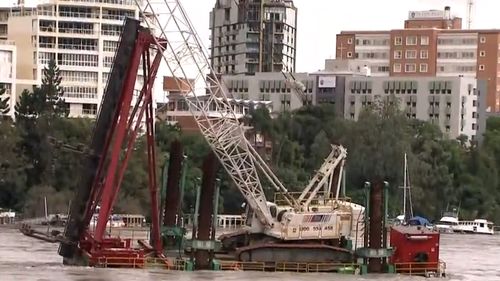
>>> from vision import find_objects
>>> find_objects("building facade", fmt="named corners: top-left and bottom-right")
top-left (221, 72), bottom-right (315, 112)
top-left (0, 40), bottom-right (16, 119)
top-left (343, 76), bottom-right (481, 140)
top-left (336, 6), bottom-right (500, 112)
top-left (2, 0), bottom-right (144, 118)
top-left (209, 0), bottom-right (297, 75)
top-left (311, 59), bottom-right (374, 117)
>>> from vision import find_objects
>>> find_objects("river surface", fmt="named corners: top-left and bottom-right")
top-left (0, 227), bottom-right (499, 281)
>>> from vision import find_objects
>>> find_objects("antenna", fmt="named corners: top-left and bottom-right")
top-left (467, 0), bottom-right (474, 29)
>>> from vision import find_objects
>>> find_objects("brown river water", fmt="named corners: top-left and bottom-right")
top-left (0, 227), bottom-right (499, 281)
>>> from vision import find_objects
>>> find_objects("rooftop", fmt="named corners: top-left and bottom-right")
top-left (340, 28), bottom-right (500, 35)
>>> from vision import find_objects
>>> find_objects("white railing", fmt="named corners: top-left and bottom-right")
top-left (59, 27), bottom-right (95, 35)
top-left (101, 30), bottom-right (121, 36)
top-left (102, 14), bottom-right (127, 21)
top-left (58, 44), bottom-right (97, 51)
top-left (59, 0), bottom-right (139, 5)
top-left (0, 40), bottom-right (15, 46)
top-left (39, 42), bottom-right (56, 48)
top-left (39, 26), bottom-right (55, 33)
top-left (64, 92), bottom-right (98, 99)
top-left (59, 11), bottom-right (100, 19)
top-left (37, 11), bottom-right (55, 17)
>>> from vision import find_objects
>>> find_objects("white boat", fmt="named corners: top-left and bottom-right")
top-left (434, 210), bottom-right (459, 234)
top-left (453, 219), bottom-right (494, 235)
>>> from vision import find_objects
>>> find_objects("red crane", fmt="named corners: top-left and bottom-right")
top-left (59, 19), bottom-right (166, 266)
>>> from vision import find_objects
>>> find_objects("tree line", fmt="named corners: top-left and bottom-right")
top-left (1, 60), bottom-right (500, 223)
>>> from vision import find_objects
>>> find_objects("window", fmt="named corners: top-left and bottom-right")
top-left (479, 64), bottom-right (485, 71)
top-left (405, 63), bottom-right (416, 72)
top-left (57, 53), bottom-right (98, 67)
top-left (420, 63), bottom-right (428, 72)
top-left (102, 72), bottom-right (110, 83)
top-left (103, 56), bottom-right (114, 68)
top-left (480, 36), bottom-right (486, 43)
top-left (405, 50), bottom-right (417, 59)
top-left (406, 36), bottom-right (417, 45)
top-left (394, 36), bottom-right (402, 45)
top-left (103, 40), bottom-right (118, 53)
top-left (61, 71), bottom-right (98, 83)
top-left (420, 50), bottom-right (428, 59)
top-left (480, 50), bottom-right (486, 57)
top-left (421, 36), bottom-right (429, 45)
top-left (394, 50), bottom-right (402, 59)
top-left (82, 104), bottom-right (97, 115)
top-left (347, 38), bottom-right (353, 44)
top-left (38, 52), bottom-right (56, 64)
top-left (347, 51), bottom-right (353, 58)
top-left (393, 63), bottom-right (401, 72)
top-left (62, 86), bottom-right (98, 99)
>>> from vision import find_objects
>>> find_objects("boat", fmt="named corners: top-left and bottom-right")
top-left (434, 205), bottom-right (494, 235)
top-left (453, 219), bottom-right (494, 235)
top-left (434, 208), bottom-right (459, 234)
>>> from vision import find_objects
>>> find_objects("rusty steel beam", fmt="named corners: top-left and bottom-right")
top-left (163, 139), bottom-right (184, 227)
top-left (194, 152), bottom-right (219, 270)
top-left (368, 179), bottom-right (383, 273)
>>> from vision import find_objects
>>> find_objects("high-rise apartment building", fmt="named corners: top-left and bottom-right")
top-left (1, 0), bottom-right (145, 118)
top-left (335, 6), bottom-right (500, 112)
top-left (0, 40), bottom-right (16, 119)
top-left (209, 0), bottom-right (297, 75)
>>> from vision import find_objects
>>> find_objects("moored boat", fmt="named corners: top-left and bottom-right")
top-left (453, 219), bottom-right (494, 235)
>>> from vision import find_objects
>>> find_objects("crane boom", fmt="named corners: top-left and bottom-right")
top-left (135, 0), bottom-right (298, 228)
top-left (298, 145), bottom-right (347, 208)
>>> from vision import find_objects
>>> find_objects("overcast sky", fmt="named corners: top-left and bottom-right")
top-left (10, 0), bottom-right (500, 72)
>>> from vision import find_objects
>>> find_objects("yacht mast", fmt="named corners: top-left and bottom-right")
top-left (403, 153), bottom-right (407, 221)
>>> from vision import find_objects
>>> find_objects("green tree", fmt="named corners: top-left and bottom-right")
top-left (14, 59), bottom-right (69, 188)
top-left (0, 119), bottom-right (27, 210)
top-left (41, 59), bottom-right (68, 117)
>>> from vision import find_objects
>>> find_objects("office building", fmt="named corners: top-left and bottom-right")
top-left (344, 76), bottom-right (481, 140)
top-left (336, 6), bottom-right (500, 112)
top-left (209, 0), bottom-right (297, 75)
top-left (222, 72), bottom-right (314, 112)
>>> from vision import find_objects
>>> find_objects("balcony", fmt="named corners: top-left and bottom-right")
top-left (59, 27), bottom-right (95, 35)
top-left (39, 26), bottom-right (56, 33)
top-left (0, 40), bottom-right (15, 46)
top-left (102, 14), bottom-right (131, 21)
top-left (38, 42), bottom-right (56, 49)
top-left (59, 11), bottom-right (100, 19)
top-left (58, 0), bottom-right (138, 6)
top-left (101, 30), bottom-right (121, 36)
top-left (58, 43), bottom-right (97, 51)
top-left (247, 58), bottom-right (258, 64)
top-left (64, 92), bottom-right (98, 99)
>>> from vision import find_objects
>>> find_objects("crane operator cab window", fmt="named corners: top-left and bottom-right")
top-left (269, 205), bottom-right (277, 219)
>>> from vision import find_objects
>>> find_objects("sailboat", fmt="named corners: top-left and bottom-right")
top-left (395, 153), bottom-right (414, 224)
top-left (394, 153), bottom-right (433, 228)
